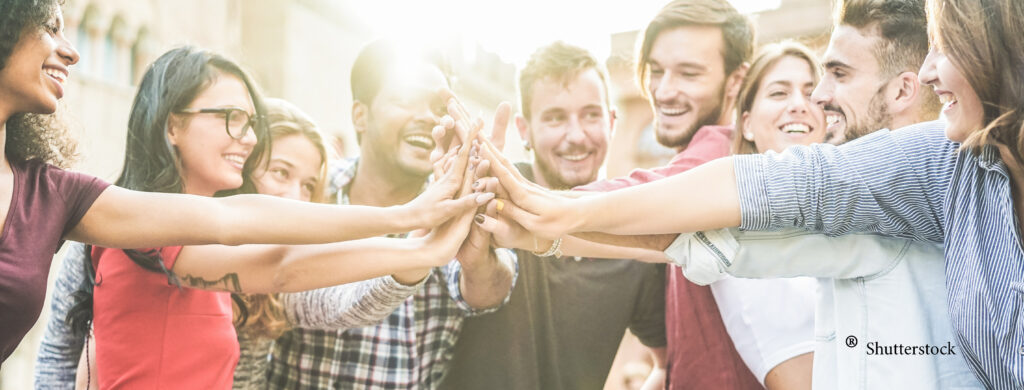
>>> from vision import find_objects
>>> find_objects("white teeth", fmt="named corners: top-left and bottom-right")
top-left (780, 123), bottom-right (810, 133)
top-left (826, 115), bottom-right (841, 126)
top-left (561, 153), bottom-right (589, 162)
top-left (659, 107), bottom-right (687, 116)
top-left (44, 68), bottom-right (67, 84)
top-left (939, 94), bottom-right (958, 106)
top-left (224, 155), bottom-right (246, 165)
top-left (404, 135), bottom-right (435, 148)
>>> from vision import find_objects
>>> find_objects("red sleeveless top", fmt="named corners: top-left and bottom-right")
top-left (92, 246), bottom-right (238, 389)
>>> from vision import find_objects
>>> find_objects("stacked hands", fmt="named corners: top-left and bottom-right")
top-left (416, 89), bottom-right (588, 259)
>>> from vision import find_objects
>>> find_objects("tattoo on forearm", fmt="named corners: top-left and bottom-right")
top-left (180, 273), bottom-right (242, 292)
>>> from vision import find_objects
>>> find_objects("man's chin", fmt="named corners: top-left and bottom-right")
top-left (655, 125), bottom-right (697, 149)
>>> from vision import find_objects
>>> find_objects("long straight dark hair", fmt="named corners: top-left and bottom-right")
top-left (67, 46), bottom-right (269, 337)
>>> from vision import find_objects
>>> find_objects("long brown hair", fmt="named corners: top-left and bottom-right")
top-left (232, 97), bottom-right (330, 339)
top-left (732, 41), bottom-right (822, 155)
top-left (928, 0), bottom-right (1024, 164)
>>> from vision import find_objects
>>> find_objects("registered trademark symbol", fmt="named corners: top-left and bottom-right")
top-left (845, 335), bottom-right (858, 348)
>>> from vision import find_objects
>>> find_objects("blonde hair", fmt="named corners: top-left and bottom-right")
top-left (732, 41), bottom-right (822, 155)
top-left (233, 97), bottom-right (329, 339)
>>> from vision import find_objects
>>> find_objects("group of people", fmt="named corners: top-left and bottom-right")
top-left (0, 0), bottom-right (1020, 388)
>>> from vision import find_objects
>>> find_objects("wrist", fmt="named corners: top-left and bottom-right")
top-left (392, 204), bottom-right (420, 232)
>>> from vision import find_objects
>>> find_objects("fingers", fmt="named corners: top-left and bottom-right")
top-left (477, 140), bottom-right (531, 202)
top-left (486, 102), bottom-right (512, 151)
top-left (473, 213), bottom-right (508, 237)
top-left (440, 192), bottom-right (496, 223)
top-left (473, 159), bottom-right (491, 181)
top-left (487, 198), bottom-right (539, 233)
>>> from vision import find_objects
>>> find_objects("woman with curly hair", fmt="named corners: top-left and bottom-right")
top-left (0, 0), bottom-right (488, 366)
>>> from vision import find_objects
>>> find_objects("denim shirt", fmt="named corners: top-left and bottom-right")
top-left (732, 120), bottom-right (1024, 388)
top-left (667, 229), bottom-right (983, 389)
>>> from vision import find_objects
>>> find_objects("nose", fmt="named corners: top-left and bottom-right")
top-left (564, 115), bottom-right (587, 144)
top-left (811, 80), bottom-right (833, 108)
top-left (56, 35), bottom-right (79, 66)
top-left (918, 50), bottom-right (939, 87)
top-left (238, 125), bottom-right (258, 147)
top-left (652, 71), bottom-right (681, 104)
top-left (788, 91), bottom-right (812, 114)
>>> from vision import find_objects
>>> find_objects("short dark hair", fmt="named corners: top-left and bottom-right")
top-left (637, 0), bottom-right (755, 93)
top-left (518, 41), bottom-right (610, 120)
top-left (837, 0), bottom-right (928, 79)
top-left (350, 39), bottom-right (451, 106)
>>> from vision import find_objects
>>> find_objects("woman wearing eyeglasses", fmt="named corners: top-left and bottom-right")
top-left (48, 46), bottom-right (490, 389)
top-left (0, 1), bottom-right (488, 371)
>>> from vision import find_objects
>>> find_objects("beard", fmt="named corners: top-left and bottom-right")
top-left (653, 84), bottom-right (727, 149)
top-left (533, 158), bottom-right (598, 190)
top-left (840, 86), bottom-right (893, 144)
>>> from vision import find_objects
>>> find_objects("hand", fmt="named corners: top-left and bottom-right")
top-left (422, 208), bottom-right (476, 267)
top-left (476, 137), bottom-right (584, 241)
top-left (431, 92), bottom-right (512, 164)
top-left (404, 137), bottom-right (493, 231)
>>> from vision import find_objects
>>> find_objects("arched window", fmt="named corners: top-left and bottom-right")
top-left (106, 16), bottom-right (128, 83)
top-left (76, 5), bottom-right (100, 76)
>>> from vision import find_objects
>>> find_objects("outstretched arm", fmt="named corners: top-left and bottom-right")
top-left (66, 133), bottom-right (487, 249)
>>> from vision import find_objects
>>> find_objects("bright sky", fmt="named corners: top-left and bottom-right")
top-left (351, 0), bottom-right (781, 66)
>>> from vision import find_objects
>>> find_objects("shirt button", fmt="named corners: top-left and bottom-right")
top-left (1019, 345), bottom-right (1024, 355)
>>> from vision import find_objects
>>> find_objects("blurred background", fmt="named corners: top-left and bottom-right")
top-left (0, 0), bottom-right (831, 388)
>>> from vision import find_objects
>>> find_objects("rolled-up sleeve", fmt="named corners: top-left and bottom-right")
top-left (443, 248), bottom-right (518, 316)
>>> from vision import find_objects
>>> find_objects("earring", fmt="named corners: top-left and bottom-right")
top-left (743, 132), bottom-right (754, 141)
top-left (522, 140), bottom-right (531, 151)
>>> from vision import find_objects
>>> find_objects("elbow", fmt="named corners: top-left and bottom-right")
top-left (270, 248), bottom-right (301, 293)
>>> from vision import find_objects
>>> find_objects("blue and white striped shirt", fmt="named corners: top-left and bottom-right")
top-left (734, 120), bottom-right (1023, 388)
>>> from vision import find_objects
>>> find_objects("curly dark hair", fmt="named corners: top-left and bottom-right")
top-left (1, 0), bottom-right (78, 168)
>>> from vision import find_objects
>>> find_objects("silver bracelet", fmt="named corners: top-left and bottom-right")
top-left (533, 237), bottom-right (563, 258)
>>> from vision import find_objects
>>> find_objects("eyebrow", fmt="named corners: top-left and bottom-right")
top-left (538, 107), bottom-right (567, 117)
top-left (269, 158), bottom-right (296, 169)
top-left (764, 80), bottom-right (793, 89)
top-left (824, 60), bottom-right (852, 70)
top-left (648, 59), bottom-right (708, 71)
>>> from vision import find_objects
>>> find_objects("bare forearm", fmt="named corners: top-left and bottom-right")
top-left (271, 237), bottom-right (437, 293)
top-left (572, 232), bottom-right (677, 251)
top-left (557, 235), bottom-right (671, 263)
top-left (458, 249), bottom-right (515, 309)
top-left (577, 158), bottom-right (741, 235)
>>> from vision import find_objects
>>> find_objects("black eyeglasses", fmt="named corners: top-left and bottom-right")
top-left (175, 107), bottom-right (260, 140)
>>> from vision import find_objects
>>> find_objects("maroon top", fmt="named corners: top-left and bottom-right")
top-left (0, 159), bottom-right (109, 364)
top-left (578, 126), bottom-right (762, 389)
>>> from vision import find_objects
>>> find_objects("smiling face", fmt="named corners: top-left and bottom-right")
top-left (357, 61), bottom-right (448, 179)
top-left (646, 25), bottom-right (730, 149)
top-left (741, 55), bottom-right (826, 153)
top-left (917, 47), bottom-right (983, 143)
top-left (520, 68), bottom-right (613, 190)
top-left (0, 8), bottom-right (78, 117)
top-left (813, 25), bottom-right (893, 143)
top-left (252, 134), bottom-right (323, 202)
top-left (168, 72), bottom-right (259, 196)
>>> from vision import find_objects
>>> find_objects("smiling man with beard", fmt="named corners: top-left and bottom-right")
top-left (439, 41), bottom-right (668, 390)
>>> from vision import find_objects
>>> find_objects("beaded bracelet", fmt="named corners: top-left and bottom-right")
top-left (533, 237), bottom-right (563, 258)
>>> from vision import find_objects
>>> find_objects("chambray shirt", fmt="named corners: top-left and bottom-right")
top-left (734, 120), bottom-right (1023, 388)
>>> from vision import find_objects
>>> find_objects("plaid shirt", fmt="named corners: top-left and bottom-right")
top-left (267, 158), bottom-right (516, 389)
